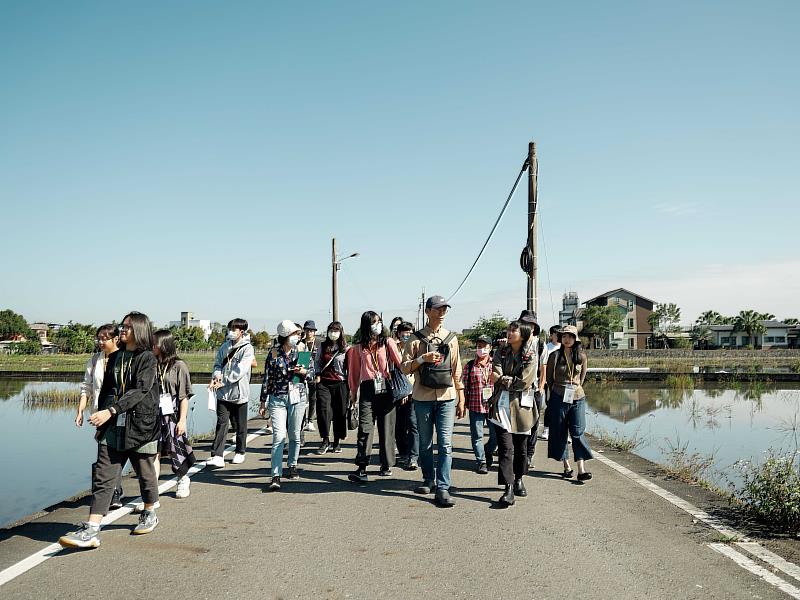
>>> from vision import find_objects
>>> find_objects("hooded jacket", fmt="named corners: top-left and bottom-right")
top-left (213, 334), bottom-right (255, 405)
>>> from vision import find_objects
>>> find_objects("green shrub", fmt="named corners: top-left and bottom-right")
top-left (666, 374), bottom-right (694, 389)
top-left (731, 453), bottom-right (800, 534)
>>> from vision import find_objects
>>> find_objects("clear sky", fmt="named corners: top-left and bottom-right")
top-left (1, 1), bottom-right (798, 334)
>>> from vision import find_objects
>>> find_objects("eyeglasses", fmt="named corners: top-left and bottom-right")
top-left (119, 324), bottom-right (132, 331)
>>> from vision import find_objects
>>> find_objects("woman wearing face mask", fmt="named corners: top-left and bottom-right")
top-left (313, 321), bottom-right (349, 454)
top-left (347, 311), bottom-right (402, 483)
top-left (260, 320), bottom-right (312, 490)
top-left (394, 321), bottom-right (418, 470)
top-left (546, 325), bottom-right (592, 481)
top-left (208, 318), bottom-right (254, 468)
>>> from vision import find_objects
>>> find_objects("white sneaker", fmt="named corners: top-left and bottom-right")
top-left (232, 453), bottom-right (246, 464)
top-left (132, 501), bottom-right (161, 513)
top-left (307, 422), bottom-right (316, 431)
top-left (208, 455), bottom-right (225, 468)
top-left (541, 428), bottom-right (549, 440)
top-left (175, 476), bottom-right (191, 499)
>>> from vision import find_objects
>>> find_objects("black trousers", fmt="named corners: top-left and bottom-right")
top-left (355, 381), bottom-right (396, 469)
top-left (496, 428), bottom-right (530, 486)
top-left (213, 400), bottom-right (248, 456)
top-left (316, 380), bottom-right (348, 443)
top-left (91, 444), bottom-right (158, 515)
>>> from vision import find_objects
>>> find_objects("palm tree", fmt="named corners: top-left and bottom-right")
top-left (690, 324), bottom-right (713, 349)
top-left (733, 310), bottom-right (766, 349)
top-left (696, 310), bottom-right (725, 326)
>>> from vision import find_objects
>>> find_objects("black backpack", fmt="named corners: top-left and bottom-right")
top-left (413, 331), bottom-right (457, 389)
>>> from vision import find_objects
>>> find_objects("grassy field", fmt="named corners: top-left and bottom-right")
top-left (1, 351), bottom-right (798, 375)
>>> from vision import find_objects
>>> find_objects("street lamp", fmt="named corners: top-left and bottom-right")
top-left (332, 237), bottom-right (359, 322)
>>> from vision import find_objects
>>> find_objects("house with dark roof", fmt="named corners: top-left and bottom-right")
top-left (582, 288), bottom-right (656, 350)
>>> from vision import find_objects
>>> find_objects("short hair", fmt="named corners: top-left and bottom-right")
top-left (121, 311), bottom-right (153, 352)
top-left (549, 325), bottom-right (560, 335)
top-left (96, 323), bottom-right (119, 339)
top-left (507, 320), bottom-right (532, 347)
top-left (228, 318), bottom-right (248, 332)
top-left (397, 321), bottom-right (414, 334)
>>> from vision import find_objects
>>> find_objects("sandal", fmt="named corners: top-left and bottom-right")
top-left (562, 469), bottom-right (574, 479)
top-left (577, 472), bottom-right (593, 481)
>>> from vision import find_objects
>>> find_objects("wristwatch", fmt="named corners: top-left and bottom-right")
top-left (108, 407), bottom-right (117, 416)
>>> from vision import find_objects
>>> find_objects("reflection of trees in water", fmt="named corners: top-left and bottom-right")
top-left (0, 379), bottom-right (26, 401)
top-left (658, 388), bottom-right (690, 409)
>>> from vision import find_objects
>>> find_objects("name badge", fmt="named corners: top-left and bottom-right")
top-left (481, 386), bottom-right (493, 401)
top-left (116, 412), bottom-right (127, 426)
top-left (373, 375), bottom-right (386, 395)
top-left (159, 393), bottom-right (174, 415)
top-left (289, 384), bottom-right (302, 405)
top-left (520, 389), bottom-right (534, 408)
top-left (562, 384), bottom-right (576, 405)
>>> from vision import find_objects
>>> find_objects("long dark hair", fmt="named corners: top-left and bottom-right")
top-left (507, 320), bottom-right (532, 351)
top-left (359, 311), bottom-right (385, 347)
top-left (323, 321), bottom-right (347, 352)
top-left (153, 329), bottom-right (179, 370)
top-left (558, 336), bottom-right (584, 367)
top-left (122, 311), bottom-right (153, 352)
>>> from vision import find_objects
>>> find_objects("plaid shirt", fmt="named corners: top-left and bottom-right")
top-left (462, 357), bottom-right (493, 413)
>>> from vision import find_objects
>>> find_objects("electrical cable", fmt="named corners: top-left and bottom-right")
top-left (538, 209), bottom-right (557, 325)
top-left (447, 159), bottom-right (529, 302)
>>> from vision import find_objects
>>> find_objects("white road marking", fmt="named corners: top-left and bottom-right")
top-left (594, 451), bottom-right (800, 597)
top-left (709, 544), bottom-right (800, 599)
top-left (0, 426), bottom-right (269, 587)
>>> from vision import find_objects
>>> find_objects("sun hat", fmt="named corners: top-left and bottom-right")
top-left (560, 325), bottom-right (579, 338)
top-left (277, 320), bottom-right (301, 337)
top-left (303, 320), bottom-right (317, 331)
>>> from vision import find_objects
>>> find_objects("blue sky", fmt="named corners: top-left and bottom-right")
top-left (1, 1), bottom-right (798, 334)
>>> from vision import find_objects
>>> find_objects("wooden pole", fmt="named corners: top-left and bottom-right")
top-left (526, 142), bottom-right (538, 313)
top-left (332, 238), bottom-right (339, 322)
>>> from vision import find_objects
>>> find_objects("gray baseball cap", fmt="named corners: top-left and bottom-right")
top-left (425, 295), bottom-right (451, 310)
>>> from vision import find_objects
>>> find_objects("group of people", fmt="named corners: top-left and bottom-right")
top-left (59, 296), bottom-right (594, 550)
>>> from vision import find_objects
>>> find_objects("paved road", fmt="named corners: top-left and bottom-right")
top-left (0, 420), bottom-right (790, 599)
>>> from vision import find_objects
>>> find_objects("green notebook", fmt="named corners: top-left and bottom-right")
top-left (293, 351), bottom-right (312, 383)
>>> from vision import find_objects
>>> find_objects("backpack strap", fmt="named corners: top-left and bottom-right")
top-left (440, 332), bottom-right (456, 347)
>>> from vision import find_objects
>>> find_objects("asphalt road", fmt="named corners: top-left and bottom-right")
top-left (0, 419), bottom-right (790, 599)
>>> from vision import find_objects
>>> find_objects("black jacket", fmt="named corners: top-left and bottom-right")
top-left (102, 349), bottom-right (160, 451)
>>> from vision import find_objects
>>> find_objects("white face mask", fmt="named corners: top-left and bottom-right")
top-left (288, 335), bottom-right (300, 347)
top-left (476, 347), bottom-right (490, 357)
top-left (328, 331), bottom-right (341, 341)
top-left (370, 322), bottom-right (383, 336)
top-left (227, 330), bottom-right (238, 342)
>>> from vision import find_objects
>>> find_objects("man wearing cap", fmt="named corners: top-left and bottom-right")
top-left (302, 320), bottom-right (318, 432)
top-left (401, 295), bottom-right (465, 508)
top-left (518, 310), bottom-right (549, 470)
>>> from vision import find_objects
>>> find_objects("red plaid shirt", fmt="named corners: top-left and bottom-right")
top-left (462, 357), bottom-right (493, 413)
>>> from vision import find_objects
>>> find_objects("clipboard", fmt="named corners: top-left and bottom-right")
top-left (293, 351), bottom-right (312, 383)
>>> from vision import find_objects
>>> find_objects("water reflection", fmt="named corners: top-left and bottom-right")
top-left (584, 382), bottom-right (800, 488)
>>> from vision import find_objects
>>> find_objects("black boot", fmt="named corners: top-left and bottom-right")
top-left (513, 478), bottom-right (527, 497)
top-left (499, 484), bottom-right (515, 507)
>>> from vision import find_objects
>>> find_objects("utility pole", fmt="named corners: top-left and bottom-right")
top-left (526, 141), bottom-right (538, 314)
top-left (331, 238), bottom-right (359, 323)
top-left (332, 238), bottom-right (338, 322)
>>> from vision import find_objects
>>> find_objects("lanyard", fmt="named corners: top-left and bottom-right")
top-left (563, 350), bottom-right (575, 382)
top-left (367, 343), bottom-right (382, 374)
top-left (476, 360), bottom-right (490, 385)
top-left (159, 364), bottom-right (169, 393)
top-left (117, 351), bottom-right (134, 396)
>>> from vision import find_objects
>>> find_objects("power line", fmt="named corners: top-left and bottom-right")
top-left (448, 159), bottom-right (529, 302)
top-left (538, 208), bottom-right (557, 325)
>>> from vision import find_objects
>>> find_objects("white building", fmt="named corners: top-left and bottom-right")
top-left (169, 311), bottom-right (212, 340)
top-left (708, 320), bottom-right (791, 349)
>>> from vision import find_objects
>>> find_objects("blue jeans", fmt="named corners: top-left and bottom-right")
top-left (414, 399), bottom-right (455, 491)
top-left (468, 410), bottom-right (497, 464)
top-left (547, 392), bottom-right (593, 462)
top-left (268, 394), bottom-right (307, 476)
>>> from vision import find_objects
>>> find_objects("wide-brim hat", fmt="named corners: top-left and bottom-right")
top-left (277, 319), bottom-right (302, 338)
top-left (560, 325), bottom-right (579, 338)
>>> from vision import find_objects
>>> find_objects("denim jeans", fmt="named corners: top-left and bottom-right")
top-left (468, 410), bottom-right (497, 464)
top-left (414, 399), bottom-right (455, 491)
top-left (547, 391), bottom-right (593, 462)
top-left (268, 394), bottom-right (307, 476)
